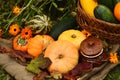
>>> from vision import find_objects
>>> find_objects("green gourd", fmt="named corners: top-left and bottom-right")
top-left (48, 12), bottom-right (78, 40)
top-left (94, 5), bottom-right (118, 23)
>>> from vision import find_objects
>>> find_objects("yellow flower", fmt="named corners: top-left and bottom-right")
top-left (9, 24), bottom-right (20, 36)
top-left (21, 27), bottom-right (32, 39)
top-left (109, 52), bottom-right (119, 63)
top-left (13, 6), bottom-right (21, 14)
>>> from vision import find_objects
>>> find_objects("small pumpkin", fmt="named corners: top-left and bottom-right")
top-left (27, 35), bottom-right (54, 57)
top-left (27, 35), bottom-right (44, 57)
top-left (58, 29), bottom-right (86, 50)
top-left (37, 35), bottom-right (54, 50)
top-left (13, 34), bottom-right (29, 52)
top-left (44, 40), bottom-right (79, 74)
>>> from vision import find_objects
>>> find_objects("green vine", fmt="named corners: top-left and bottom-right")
top-left (0, 0), bottom-right (77, 38)
top-left (4, 0), bottom-right (33, 33)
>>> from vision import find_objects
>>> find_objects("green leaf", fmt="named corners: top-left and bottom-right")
top-left (26, 53), bottom-right (52, 74)
top-left (52, 2), bottom-right (58, 8)
top-left (57, 8), bottom-right (64, 11)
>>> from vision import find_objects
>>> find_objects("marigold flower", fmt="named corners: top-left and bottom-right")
top-left (9, 24), bottom-right (20, 36)
top-left (21, 27), bottom-right (32, 39)
top-left (81, 29), bottom-right (91, 37)
top-left (13, 6), bottom-right (21, 14)
top-left (109, 52), bottom-right (119, 63)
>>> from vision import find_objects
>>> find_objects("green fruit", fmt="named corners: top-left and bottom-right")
top-left (94, 5), bottom-right (118, 23)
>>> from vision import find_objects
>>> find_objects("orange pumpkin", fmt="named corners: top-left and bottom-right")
top-left (114, 2), bottom-right (120, 21)
top-left (27, 35), bottom-right (44, 57)
top-left (27, 35), bottom-right (54, 57)
top-left (13, 34), bottom-right (29, 52)
top-left (37, 35), bottom-right (54, 50)
top-left (44, 40), bottom-right (79, 74)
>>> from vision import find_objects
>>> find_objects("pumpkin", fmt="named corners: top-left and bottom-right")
top-left (37, 35), bottom-right (54, 50)
top-left (13, 34), bottom-right (29, 52)
top-left (27, 35), bottom-right (54, 57)
top-left (44, 40), bottom-right (79, 74)
top-left (27, 35), bottom-right (44, 57)
top-left (58, 29), bottom-right (86, 50)
top-left (26, 14), bottom-right (53, 34)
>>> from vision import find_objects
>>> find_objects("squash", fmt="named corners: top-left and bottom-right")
top-left (80, 0), bottom-right (98, 17)
top-left (37, 35), bottom-right (54, 50)
top-left (44, 40), bottom-right (79, 74)
top-left (48, 12), bottom-right (78, 40)
top-left (27, 35), bottom-right (44, 57)
top-left (58, 29), bottom-right (86, 50)
top-left (27, 35), bottom-right (54, 57)
top-left (26, 14), bottom-right (53, 34)
top-left (13, 34), bottom-right (29, 52)
top-left (94, 5), bottom-right (118, 23)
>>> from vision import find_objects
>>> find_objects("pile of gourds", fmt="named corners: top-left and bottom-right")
top-left (80, 0), bottom-right (120, 23)
top-left (9, 12), bottom-right (116, 80)
top-left (0, 0), bottom-right (120, 79)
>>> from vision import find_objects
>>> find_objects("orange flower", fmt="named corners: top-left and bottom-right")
top-left (21, 27), bottom-right (32, 39)
top-left (109, 52), bottom-right (119, 63)
top-left (9, 24), bottom-right (20, 36)
top-left (81, 29), bottom-right (91, 37)
top-left (13, 6), bottom-right (21, 14)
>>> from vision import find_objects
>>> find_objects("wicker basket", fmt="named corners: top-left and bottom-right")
top-left (76, 1), bottom-right (120, 44)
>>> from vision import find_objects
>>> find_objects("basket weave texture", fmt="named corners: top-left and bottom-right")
top-left (76, 1), bottom-right (120, 44)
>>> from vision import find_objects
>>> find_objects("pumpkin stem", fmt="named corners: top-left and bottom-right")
top-left (58, 54), bottom-right (63, 59)
top-left (71, 34), bottom-right (76, 38)
top-left (17, 37), bottom-right (28, 46)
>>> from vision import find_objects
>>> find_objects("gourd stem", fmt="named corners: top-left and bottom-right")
top-left (17, 37), bottom-right (27, 46)
top-left (58, 54), bottom-right (63, 59)
top-left (71, 34), bottom-right (76, 38)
